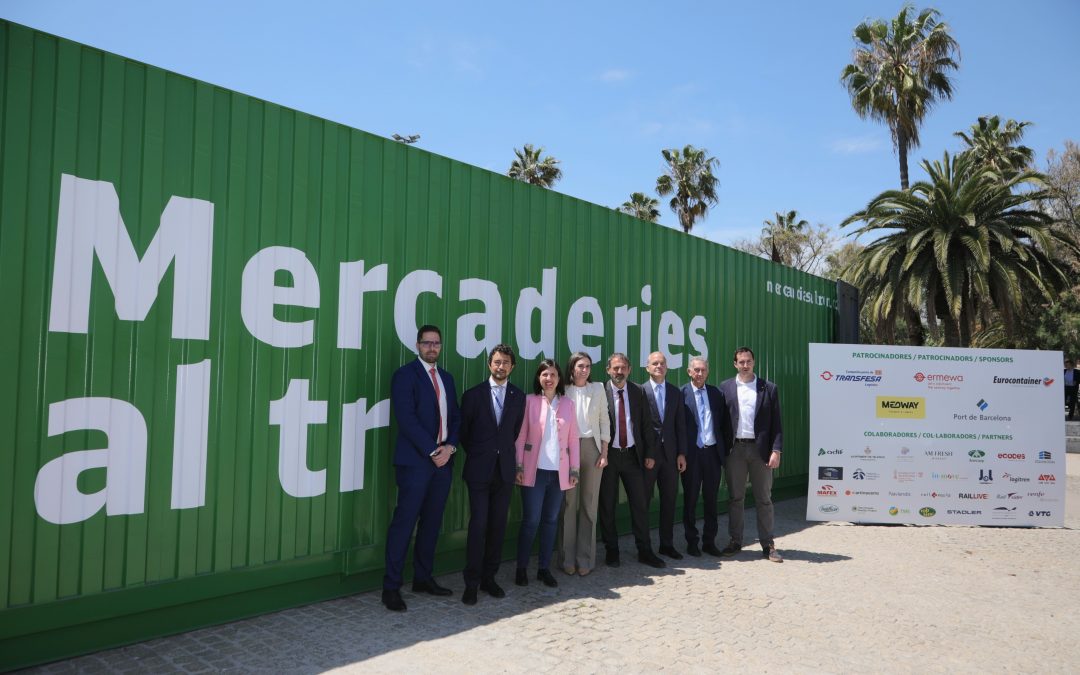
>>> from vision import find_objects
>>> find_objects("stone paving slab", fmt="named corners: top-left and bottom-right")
top-left (26, 455), bottom-right (1080, 674)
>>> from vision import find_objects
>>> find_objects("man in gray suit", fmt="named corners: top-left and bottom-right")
top-left (719, 346), bottom-right (783, 563)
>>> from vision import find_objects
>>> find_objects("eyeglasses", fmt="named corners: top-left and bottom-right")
top-left (418, 341), bottom-right (442, 348)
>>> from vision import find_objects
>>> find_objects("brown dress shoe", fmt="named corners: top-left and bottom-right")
top-left (764, 545), bottom-right (783, 563)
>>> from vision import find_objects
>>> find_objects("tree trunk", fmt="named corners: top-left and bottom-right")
top-left (905, 304), bottom-right (924, 345)
top-left (897, 128), bottom-right (910, 191)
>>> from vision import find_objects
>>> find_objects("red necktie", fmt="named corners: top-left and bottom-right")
top-left (617, 388), bottom-right (628, 448)
top-left (429, 367), bottom-right (443, 443)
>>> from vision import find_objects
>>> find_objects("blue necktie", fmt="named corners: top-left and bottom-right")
top-left (697, 389), bottom-right (707, 448)
top-left (493, 385), bottom-right (504, 424)
top-left (656, 384), bottom-right (665, 423)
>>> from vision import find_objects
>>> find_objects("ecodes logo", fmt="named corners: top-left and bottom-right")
top-left (817, 484), bottom-right (838, 497)
top-left (818, 448), bottom-right (843, 456)
top-left (818, 504), bottom-right (839, 514)
top-left (1038, 474), bottom-right (1057, 484)
top-left (876, 396), bottom-right (926, 419)
top-left (991, 375), bottom-right (1053, 387)
top-left (997, 452), bottom-right (1025, 461)
top-left (919, 507), bottom-right (936, 517)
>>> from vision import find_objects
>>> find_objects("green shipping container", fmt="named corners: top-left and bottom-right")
top-left (0, 21), bottom-right (840, 669)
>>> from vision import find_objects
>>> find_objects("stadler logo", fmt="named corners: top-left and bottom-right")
top-left (817, 485), bottom-right (838, 497)
top-left (997, 453), bottom-right (1025, 460)
top-left (818, 504), bottom-right (838, 513)
top-left (876, 396), bottom-right (926, 419)
top-left (947, 509), bottom-right (982, 515)
top-left (819, 371), bottom-right (833, 381)
top-left (919, 507), bottom-right (936, 517)
top-left (1038, 474), bottom-right (1057, 484)
top-left (818, 448), bottom-right (843, 456)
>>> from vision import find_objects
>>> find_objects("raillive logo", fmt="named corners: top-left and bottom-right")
top-left (34, 174), bottom-right (713, 525)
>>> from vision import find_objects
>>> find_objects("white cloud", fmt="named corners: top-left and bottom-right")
top-left (599, 68), bottom-right (632, 83)
top-left (830, 135), bottom-right (885, 154)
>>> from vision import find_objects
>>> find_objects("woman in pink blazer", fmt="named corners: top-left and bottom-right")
top-left (515, 359), bottom-right (580, 588)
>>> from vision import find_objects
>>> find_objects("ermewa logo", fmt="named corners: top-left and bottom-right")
top-left (876, 396), bottom-right (925, 419)
top-left (913, 372), bottom-right (963, 383)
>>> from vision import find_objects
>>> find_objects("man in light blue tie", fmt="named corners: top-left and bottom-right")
top-left (680, 356), bottom-right (730, 557)
top-left (642, 351), bottom-right (689, 559)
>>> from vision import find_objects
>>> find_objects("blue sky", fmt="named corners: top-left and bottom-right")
top-left (4, 0), bottom-right (1079, 248)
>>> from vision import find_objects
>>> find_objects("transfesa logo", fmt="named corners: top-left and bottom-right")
top-left (823, 369), bottom-right (882, 385)
top-left (876, 396), bottom-right (925, 418)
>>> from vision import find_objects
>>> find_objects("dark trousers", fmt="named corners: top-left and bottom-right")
top-left (681, 445), bottom-right (723, 547)
top-left (643, 450), bottom-right (679, 548)
top-left (517, 469), bottom-right (562, 570)
top-left (463, 472), bottom-right (512, 587)
top-left (598, 446), bottom-right (654, 554)
top-left (1066, 386), bottom-right (1078, 418)
top-left (383, 464), bottom-right (453, 590)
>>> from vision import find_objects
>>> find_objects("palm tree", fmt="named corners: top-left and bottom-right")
top-left (655, 145), bottom-right (720, 234)
top-left (762, 210), bottom-right (810, 263)
top-left (955, 115), bottom-right (1035, 178)
top-left (619, 192), bottom-right (661, 222)
top-left (840, 5), bottom-right (959, 189)
top-left (508, 144), bottom-right (562, 188)
top-left (841, 151), bottom-right (1076, 347)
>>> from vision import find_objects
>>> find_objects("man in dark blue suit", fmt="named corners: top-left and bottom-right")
top-left (719, 346), bottom-right (784, 563)
top-left (641, 351), bottom-right (689, 559)
top-left (458, 344), bottom-right (526, 606)
top-left (681, 356), bottom-right (729, 557)
top-left (382, 324), bottom-right (461, 611)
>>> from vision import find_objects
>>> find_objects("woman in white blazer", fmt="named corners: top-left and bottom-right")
top-left (558, 352), bottom-right (611, 576)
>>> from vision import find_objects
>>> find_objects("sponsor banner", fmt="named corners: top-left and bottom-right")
top-left (807, 344), bottom-right (1066, 527)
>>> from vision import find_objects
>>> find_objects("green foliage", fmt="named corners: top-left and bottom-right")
top-left (955, 115), bottom-right (1035, 178)
top-left (842, 151), bottom-right (1077, 347)
top-left (508, 144), bottom-right (563, 188)
top-left (619, 192), bottom-right (661, 223)
top-left (656, 145), bottom-right (720, 234)
top-left (840, 4), bottom-right (959, 189)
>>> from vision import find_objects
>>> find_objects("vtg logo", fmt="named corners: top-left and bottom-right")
top-left (1029, 510), bottom-right (1052, 517)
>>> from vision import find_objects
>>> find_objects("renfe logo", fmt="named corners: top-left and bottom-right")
top-left (876, 396), bottom-right (926, 419)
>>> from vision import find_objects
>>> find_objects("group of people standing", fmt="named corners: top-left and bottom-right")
top-left (380, 324), bottom-right (784, 612)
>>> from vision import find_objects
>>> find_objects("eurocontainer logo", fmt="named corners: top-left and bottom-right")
top-left (991, 375), bottom-right (1053, 387)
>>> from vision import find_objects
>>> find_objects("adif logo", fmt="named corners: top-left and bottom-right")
top-left (876, 396), bottom-right (925, 419)
top-left (818, 448), bottom-right (843, 456)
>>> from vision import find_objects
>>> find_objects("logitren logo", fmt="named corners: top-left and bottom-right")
top-left (876, 396), bottom-right (926, 419)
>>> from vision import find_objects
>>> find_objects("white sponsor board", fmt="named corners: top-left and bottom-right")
top-left (807, 344), bottom-right (1066, 527)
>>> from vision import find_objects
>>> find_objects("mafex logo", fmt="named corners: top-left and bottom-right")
top-left (876, 396), bottom-right (926, 419)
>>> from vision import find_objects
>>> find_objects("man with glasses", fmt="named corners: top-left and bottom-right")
top-left (382, 325), bottom-right (461, 611)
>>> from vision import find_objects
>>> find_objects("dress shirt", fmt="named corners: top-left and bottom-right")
top-left (691, 383), bottom-right (717, 446)
top-left (539, 395), bottom-right (561, 470)
top-left (419, 356), bottom-right (449, 442)
top-left (735, 376), bottom-right (757, 440)
top-left (610, 382), bottom-right (636, 448)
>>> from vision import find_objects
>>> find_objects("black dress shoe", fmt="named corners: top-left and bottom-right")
top-left (658, 545), bottom-right (684, 560)
top-left (605, 549), bottom-right (621, 567)
top-left (702, 542), bottom-right (723, 557)
top-left (412, 579), bottom-right (453, 596)
top-left (719, 542), bottom-right (742, 557)
top-left (686, 542), bottom-right (702, 557)
top-left (515, 568), bottom-right (528, 586)
top-left (637, 551), bottom-right (666, 568)
top-left (461, 586), bottom-right (478, 605)
top-left (382, 589), bottom-right (407, 612)
top-left (480, 579), bottom-right (506, 598)
top-left (537, 569), bottom-right (558, 588)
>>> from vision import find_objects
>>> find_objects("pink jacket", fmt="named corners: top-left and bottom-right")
top-left (515, 394), bottom-right (581, 490)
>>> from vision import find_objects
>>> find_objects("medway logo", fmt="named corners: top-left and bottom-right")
top-left (876, 396), bottom-right (925, 419)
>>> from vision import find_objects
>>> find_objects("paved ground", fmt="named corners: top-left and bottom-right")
top-left (29, 455), bottom-right (1080, 674)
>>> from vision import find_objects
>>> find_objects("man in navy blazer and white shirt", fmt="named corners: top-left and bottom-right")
top-left (641, 351), bottom-right (689, 559)
top-left (681, 356), bottom-right (729, 557)
top-left (458, 344), bottom-right (526, 605)
top-left (719, 346), bottom-right (784, 563)
top-left (382, 324), bottom-right (461, 611)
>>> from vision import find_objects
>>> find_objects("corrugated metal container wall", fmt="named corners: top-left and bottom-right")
top-left (0, 21), bottom-right (837, 669)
